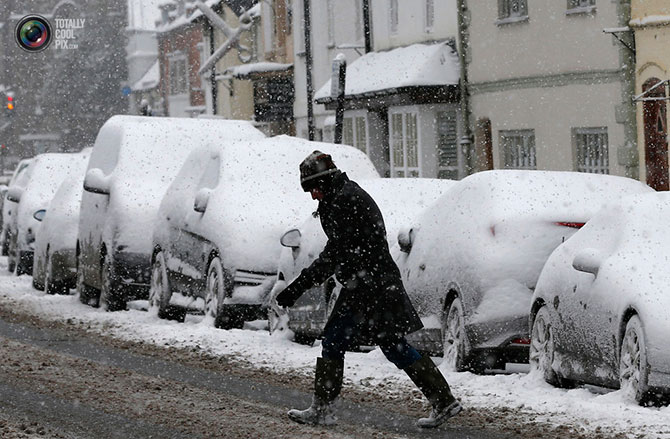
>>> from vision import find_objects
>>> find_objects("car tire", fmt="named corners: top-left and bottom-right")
top-left (99, 254), bottom-right (126, 312)
top-left (45, 253), bottom-right (68, 295)
top-left (619, 315), bottom-right (650, 405)
top-left (7, 233), bottom-right (16, 273)
top-left (15, 251), bottom-right (31, 276)
top-left (442, 297), bottom-right (469, 372)
top-left (293, 332), bottom-right (316, 347)
top-left (204, 257), bottom-right (240, 329)
top-left (529, 306), bottom-right (562, 385)
top-left (32, 276), bottom-right (45, 291)
top-left (77, 251), bottom-right (99, 306)
top-left (149, 251), bottom-right (172, 319)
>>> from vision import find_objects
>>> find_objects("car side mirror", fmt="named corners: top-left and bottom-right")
top-left (194, 188), bottom-right (212, 213)
top-left (397, 227), bottom-right (415, 254)
top-left (6, 186), bottom-right (23, 203)
top-left (83, 168), bottom-right (111, 195)
top-left (572, 248), bottom-right (603, 276)
top-left (33, 209), bottom-right (46, 222)
top-left (280, 229), bottom-right (301, 249)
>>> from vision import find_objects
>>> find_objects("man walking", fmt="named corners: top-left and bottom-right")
top-left (275, 151), bottom-right (462, 428)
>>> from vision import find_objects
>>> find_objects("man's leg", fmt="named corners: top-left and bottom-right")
top-left (380, 336), bottom-right (462, 429)
top-left (287, 313), bottom-right (356, 425)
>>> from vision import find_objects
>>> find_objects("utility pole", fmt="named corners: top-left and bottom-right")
top-left (332, 54), bottom-right (346, 144)
top-left (303, 0), bottom-right (315, 140)
top-left (208, 22), bottom-right (217, 115)
top-left (457, 0), bottom-right (473, 177)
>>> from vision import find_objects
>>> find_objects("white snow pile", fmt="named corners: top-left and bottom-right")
top-left (277, 177), bottom-right (457, 285)
top-left (394, 170), bottom-right (653, 325)
top-left (154, 135), bottom-right (380, 274)
top-left (315, 42), bottom-right (460, 100)
top-left (0, 257), bottom-right (667, 438)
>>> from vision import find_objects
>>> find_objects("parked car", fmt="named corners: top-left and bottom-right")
top-left (77, 115), bottom-right (265, 311)
top-left (276, 178), bottom-right (457, 345)
top-left (529, 192), bottom-right (670, 405)
top-left (32, 149), bottom-right (91, 294)
top-left (392, 170), bottom-right (652, 372)
top-left (1, 159), bottom-right (33, 256)
top-left (5, 153), bottom-right (89, 276)
top-left (149, 136), bottom-right (380, 329)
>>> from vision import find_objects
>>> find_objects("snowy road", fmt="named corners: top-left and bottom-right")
top-left (0, 256), bottom-right (668, 438)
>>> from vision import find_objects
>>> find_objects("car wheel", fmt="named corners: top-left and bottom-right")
top-left (204, 257), bottom-right (239, 329)
top-left (7, 234), bottom-right (16, 273)
top-left (442, 297), bottom-right (468, 372)
top-left (45, 253), bottom-right (68, 295)
top-left (619, 315), bottom-right (650, 405)
top-left (77, 252), bottom-right (99, 306)
top-left (99, 254), bottom-right (126, 312)
top-left (149, 251), bottom-right (172, 319)
top-left (293, 332), bottom-right (316, 346)
top-left (529, 306), bottom-right (561, 384)
top-left (15, 251), bottom-right (30, 276)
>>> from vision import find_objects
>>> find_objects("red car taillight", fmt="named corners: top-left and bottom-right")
top-left (510, 338), bottom-right (531, 345)
top-left (555, 222), bottom-right (585, 229)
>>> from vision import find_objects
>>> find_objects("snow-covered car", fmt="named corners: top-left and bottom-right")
top-left (32, 149), bottom-right (91, 294)
top-left (393, 170), bottom-right (653, 372)
top-left (5, 153), bottom-right (90, 276)
top-left (77, 115), bottom-right (265, 311)
top-left (1, 159), bottom-right (33, 257)
top-left (529, 192), bottom-right (670, 405)
top-left (276, 178), bottom-right (457, 345)
top-left (149, 136), bottom-right (380, 329)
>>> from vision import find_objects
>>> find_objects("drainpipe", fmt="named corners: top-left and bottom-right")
top-left (457, 0), bottom-right (473, 177)
top-left (303, 0), bottom-right (315, 140)
top-left (362, 0), bottom-right (372, 54)
top-left (209, 22), bottom-right (217, 115)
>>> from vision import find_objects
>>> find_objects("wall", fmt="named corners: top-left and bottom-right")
top-left (631, 0), bottom-right (670, 184)
top-left (370, 0), bottom-right (458, 51)
top-left (466, 0), bottom-right (632, 177)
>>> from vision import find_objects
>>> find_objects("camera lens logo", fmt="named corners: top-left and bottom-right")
top-left (15, 15), bottom-right (53, 52)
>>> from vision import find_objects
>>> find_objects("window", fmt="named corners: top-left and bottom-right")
top-left (390, 0), bottom-right (399, 35)
top-left (343, 114), bottom-right (368, 153)
top-left (568, 0), bottom-right (595, 9)
top-left (169, 55), bottom-right (188, 95)
top-left (425, 0), bottom-right (434, 33)
top-left (574, 127), bottom-right (609, 174)
top-left (500, 129), bottom-right (536, 170)
top-left (390, 111), bottom-right (420, 177)
top-left (437, 109), bottom-right (459, 179)
top-left (497, 0), bottom-right (528, 23)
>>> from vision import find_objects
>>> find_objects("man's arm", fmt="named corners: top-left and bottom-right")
top-left (275, 238), bottom-right (341, 307)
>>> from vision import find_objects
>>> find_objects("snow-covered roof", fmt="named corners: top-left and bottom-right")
top-left (224, 62), bottom-right (292, 79)
top-left (629, 15), bottom-right (670, 27)
top-left (132, 59), bottom-right (160, 91)
top-left (315, 42), bottom-right (460, 102)
top-left (157, 0), bottom-right (222, 32)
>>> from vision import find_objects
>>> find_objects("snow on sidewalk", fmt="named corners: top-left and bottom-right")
top-left (0, 260), bottom-right (667, 439)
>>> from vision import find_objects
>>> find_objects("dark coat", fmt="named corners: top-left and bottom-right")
top-left (287, 172), bottom-right (423, 344)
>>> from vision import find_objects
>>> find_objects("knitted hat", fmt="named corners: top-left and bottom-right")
top-left (299, 150), bottom-right (340, 192)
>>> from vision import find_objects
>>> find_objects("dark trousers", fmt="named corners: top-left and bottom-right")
top-left (321, 311), bottom-right (421, 369)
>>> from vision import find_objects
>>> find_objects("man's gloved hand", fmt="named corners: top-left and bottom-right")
top-left (275, 283), bottom-right (302, 308)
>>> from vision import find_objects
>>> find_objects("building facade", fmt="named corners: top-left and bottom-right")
top-left (630, 0), bottom-right (670, 191)
top-left (465, 0), bottom-right (637, 178)
top-left (309, 0), bottom-right (461, 178)
top-left (156, 1), bottom-right (208, 118)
